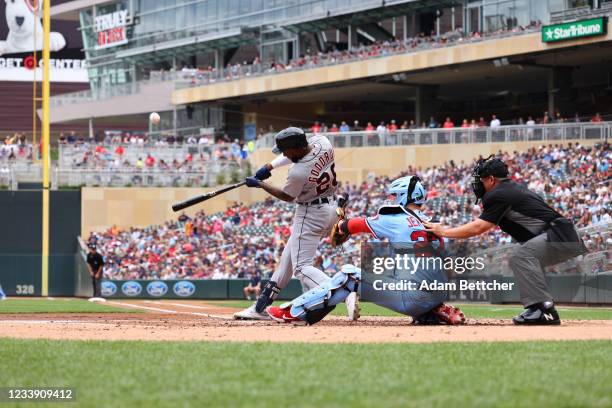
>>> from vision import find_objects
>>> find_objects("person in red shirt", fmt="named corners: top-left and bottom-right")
top-left (443, 117), bottom-right (455, 128)
top-left (95, 145), bottom-right (105, 154)
top-left (591, 113), bottom-right (602, 122)
top-left (365, 122), bottom-right (375, 132)
top-left (145, 154), bottom-right (155, 168)
top-left (388, 120), bottom-right (398, 132)
top-left (329, 123), bottom-right (339, 132)
top-left (460, 119), bottom-right (470, 128)
top-left (311, 121), bottom-right (321, 133)
top-left (478, 117), bottom-right (487, 127)
top-left (115, 145), bottom-right (124, 157)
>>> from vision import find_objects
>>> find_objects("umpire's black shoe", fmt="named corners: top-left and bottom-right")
top-left (513, 302), bottom-right (560, 325)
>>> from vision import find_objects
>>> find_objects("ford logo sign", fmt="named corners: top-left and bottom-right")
top-left (146, 281), bottom-right (168, 297)
top-left (173, 281), bottom-right (196, 297)
top-left (101, 281), bottom-right (117, 297)
top-left (121, 281), bottom-right (142, 297)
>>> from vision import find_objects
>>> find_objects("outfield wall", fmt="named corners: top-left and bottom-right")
top-left (0, 190), bottom-right (81, 296)
top-left (90, 275), bottom-right (612, 304)
top-left (81, 138), bottom-right (598, 235)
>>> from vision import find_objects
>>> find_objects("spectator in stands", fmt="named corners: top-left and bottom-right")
top-left (591, 113), bottom-right (603, 122)
top-left (145, 154), bottom-right (155, 168)
top-left (428, 117), bottom-right (438, 128)
top-left (478, 117), bottom-right (487, 127)
top-left (443, 117), bottom-right (455, 128)
top-left (490, 115), bottom-right (501, 128)
top-left (339, 121), bottom-right (350, 132)
top-left (352, 120), bottom-right (362, 131)
top-left (388, 120), bottom-right (398, 132)
top-left (329, 123), bottom-right (339, 132)
top-left (311, 121), bottom-right (321, 133)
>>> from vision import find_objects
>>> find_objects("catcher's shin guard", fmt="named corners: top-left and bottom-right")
top-left (255, 280), bottom-right (281, 313)
top-left (288, 264), bottom-right (361, 325)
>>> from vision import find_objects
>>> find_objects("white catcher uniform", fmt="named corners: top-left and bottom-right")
top-left (234, 134), bottom-right (358, 320)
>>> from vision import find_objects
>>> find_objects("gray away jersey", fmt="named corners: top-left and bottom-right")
top-left (282, 134), bottom-right (337, 203)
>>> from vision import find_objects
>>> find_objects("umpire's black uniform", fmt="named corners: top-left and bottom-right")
top-left (479, 177), bottom-right (587, 322)
top-left (86, 245), bottom-right (105, 297)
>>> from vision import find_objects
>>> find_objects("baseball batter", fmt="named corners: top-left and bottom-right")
top-left (233, 127), bottom-right (359, 320)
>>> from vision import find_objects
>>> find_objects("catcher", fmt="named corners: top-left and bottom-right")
top-left (266, 175), bottom-right (466, 325)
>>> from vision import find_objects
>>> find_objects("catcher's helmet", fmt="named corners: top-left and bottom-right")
top-left (387, 176), bottom-right (427, 206)
top-left (272, 127), bottom-right (308, 154)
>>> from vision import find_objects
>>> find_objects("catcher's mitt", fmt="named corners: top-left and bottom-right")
top-left (330, 194), bottom-right (349, 247)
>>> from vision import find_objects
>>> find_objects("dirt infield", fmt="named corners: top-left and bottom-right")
top-left (2, 300), bottom-right (611, 344)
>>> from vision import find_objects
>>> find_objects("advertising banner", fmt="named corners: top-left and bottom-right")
top-left (94, 9), bottom-right (130, 50)
top-left (100, 279), bottom-right (304, 300)
top-left (0, 0), bottom-right (87, 82)
top-left (542, 17), bottom-right (607, 43)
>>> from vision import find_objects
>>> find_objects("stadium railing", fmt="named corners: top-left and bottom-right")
top-left (52, 162), bottom-right (244, 188)
top-left (550, 3), bottom-right (612, 23)
top-left (255, 121), bottom-right (611, 150)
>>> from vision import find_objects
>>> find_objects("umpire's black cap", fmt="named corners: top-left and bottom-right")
top-left (474, 157), bottom-right (509, 178)
top-left (272, 127), bottom-right (308, 154)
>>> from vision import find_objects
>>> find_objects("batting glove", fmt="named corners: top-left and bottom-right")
top-left (255, 165), bottom-right (272, 180)
top-left (245, 177), bottom-right (261, 188)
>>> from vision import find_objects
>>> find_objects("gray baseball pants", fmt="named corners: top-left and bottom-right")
top-left (509, 227), bottom-right (586, 307)
top-left (271, 201), bottom-right (338, 291)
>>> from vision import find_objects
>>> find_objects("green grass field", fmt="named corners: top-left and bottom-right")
top-left (215, 300), bottom-right (612, 320)
top-left (0, 299), bottom-right (141, 314)
top-left (1, 300), bottom-right (610, 407)
top-left (0, 339), bottom-right (610, 408)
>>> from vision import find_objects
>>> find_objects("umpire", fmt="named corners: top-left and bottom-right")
top-left (86, 244), bottom-right (105, 298)
top-left (425, 156), bottom-right (587, 325)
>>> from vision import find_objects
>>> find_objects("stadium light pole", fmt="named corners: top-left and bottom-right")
top-left (41, 0), bottom-right (51, 297)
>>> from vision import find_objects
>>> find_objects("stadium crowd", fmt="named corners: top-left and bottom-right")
top-left (88, 142), bottom-right (610, 281)
top-left (179, 22), bottom-right (542, 86)
top-left (0, 133), bottom-right (35, 162)
top-left (307, 111), bottom-right (606, 135)
top-left (59, 139), bottom-right (250, 171)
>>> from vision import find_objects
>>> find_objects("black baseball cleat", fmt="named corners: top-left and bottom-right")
top-left (513, 302), bottom-right (561, 325)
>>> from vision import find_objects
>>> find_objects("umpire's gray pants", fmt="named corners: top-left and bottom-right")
top-left (509, 231), bottom-right (584, 307)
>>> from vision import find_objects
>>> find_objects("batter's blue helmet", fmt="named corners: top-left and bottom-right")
top-left (387, 176), bottom-right (427, 206)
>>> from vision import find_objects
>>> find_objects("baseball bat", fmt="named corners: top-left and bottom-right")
top-left (172, 181), bottom-right (246, 212)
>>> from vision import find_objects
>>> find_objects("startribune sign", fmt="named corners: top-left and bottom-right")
top-left (542, 17), bottom-right (607, 43)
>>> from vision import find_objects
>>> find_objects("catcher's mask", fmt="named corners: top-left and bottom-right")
top-left (471, 156), bottom-right (509, 203)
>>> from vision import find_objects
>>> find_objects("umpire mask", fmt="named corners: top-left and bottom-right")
top-left (471, 156), bottom-right (509, 203)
